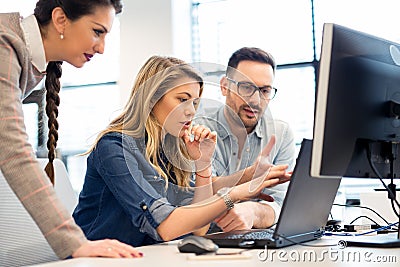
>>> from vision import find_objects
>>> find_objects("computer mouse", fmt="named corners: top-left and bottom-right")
top-left (177, 235), bottom-right (219, 254)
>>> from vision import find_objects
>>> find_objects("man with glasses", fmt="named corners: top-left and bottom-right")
top-left (201, 47), bottom-right (295, 231)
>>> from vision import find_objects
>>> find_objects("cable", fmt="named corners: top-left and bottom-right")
top-left (332, 203), bottom-right (391, 225)
top-left (273, 232), bottom-right (338, 248)
top-left (324, 222), bottom-right (399, 237)
top-left (366, 143), bottom-right (400, 212)
top-left (355, 222), bottom-right (398, 236)
top-left (348, 215), bottom-right (381, 226)
top-left (232, 226), bottom-right (338, 248)
top-left (324, 232), bottom-right (354, 237)
top-left (391, 199), bottom-right (400, 218)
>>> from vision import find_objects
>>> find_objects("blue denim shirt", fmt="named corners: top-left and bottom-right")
top-left (73, 132), bottom-right (194, 246)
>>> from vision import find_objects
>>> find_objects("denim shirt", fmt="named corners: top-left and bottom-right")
top-left (73, 132), bottom-right (194, 246)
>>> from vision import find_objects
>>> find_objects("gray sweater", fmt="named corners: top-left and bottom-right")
top-left (0, 13), bottom-right (87, 259)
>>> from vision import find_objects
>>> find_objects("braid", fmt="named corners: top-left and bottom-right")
top-left (44, 61), bottom-right (62, 185)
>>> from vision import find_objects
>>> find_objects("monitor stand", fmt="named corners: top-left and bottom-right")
top-left (346, 236), bottom-right (400, 248)
top-left (347, 141), bottom-right (400, 248)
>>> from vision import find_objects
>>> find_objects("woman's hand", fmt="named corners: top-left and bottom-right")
top-left (229, 136), bottom-right (290, 202)
top-left (241, 136), bottom-right (291, 186)
top-left (71, 239), bottom-right (143, 258)
top-left (229, 174), bottom-right (280, 203)
top-left (182, 123), bottom-right (217, 172)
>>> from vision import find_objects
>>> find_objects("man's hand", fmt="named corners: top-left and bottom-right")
top-left (214, 202), bottom-right (255, 232)
top-left (214, 201), bottom-right (275, 232)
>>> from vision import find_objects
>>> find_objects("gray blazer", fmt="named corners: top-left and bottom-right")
top-left (0, 13), bottom-right (87, 259)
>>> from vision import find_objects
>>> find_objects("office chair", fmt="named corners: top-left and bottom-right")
top-left (46, 159), bottom-right (78, 214)
top-left (0, 159), bottom-right (77, 267)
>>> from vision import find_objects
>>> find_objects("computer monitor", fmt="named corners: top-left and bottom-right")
top-left (312, 23), bottom-right (400, 179)
top-left (311, 23), bottom-right (400, 247)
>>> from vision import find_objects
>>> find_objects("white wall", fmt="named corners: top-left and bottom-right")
top-left (118, 0), bottom-right (192, 106)
top-left (0, 2), bottom-right (36, 16)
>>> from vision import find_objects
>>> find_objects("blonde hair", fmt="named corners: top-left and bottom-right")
top-left (88, 56), bottom-right (204, 188)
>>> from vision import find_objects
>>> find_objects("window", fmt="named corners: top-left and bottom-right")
top-left (193, 0), bottom-right (315, 146)
top-left (194, 0), bottom-right (314, 64)
top-left (314, 0), bottom-right (400, 55)
top-left (193, 0), bottom-right (400, 149)
top-left (57, 84), bottom-right (122, 191)
top-left (193, 0), bottom-right (400, 198)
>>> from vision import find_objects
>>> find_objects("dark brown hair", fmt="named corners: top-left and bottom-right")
top-left (34, 0), bottom-right (123, 184)
top-left (226, 47), bottom-right (276, 76)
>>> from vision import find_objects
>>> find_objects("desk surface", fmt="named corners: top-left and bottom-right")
top-left (28, 236), bottom-right (400, 267)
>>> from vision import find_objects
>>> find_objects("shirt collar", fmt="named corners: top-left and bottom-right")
top-left (20, 14), bottom-right (47, 73)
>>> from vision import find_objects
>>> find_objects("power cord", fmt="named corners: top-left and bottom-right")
top-left (332, 203), bottom-right (391, 225)
top-left (273, 233), bottom-right (339, 248)
top-left (324, 222), bottom-right (399, 237)
top-left (366, 142), bottom-right (400, 217)
top-left (348, 215), bottom-right (381, 226)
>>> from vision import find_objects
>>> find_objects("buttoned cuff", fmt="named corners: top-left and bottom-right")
top-left (139, 197), bottom-right (176, 241)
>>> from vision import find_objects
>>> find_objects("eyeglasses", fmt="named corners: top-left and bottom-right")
top-left (227, 77), bottom-right (277, 100)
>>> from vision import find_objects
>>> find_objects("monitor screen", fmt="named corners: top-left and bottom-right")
top-left (311, 23), bottom-right (400, 179)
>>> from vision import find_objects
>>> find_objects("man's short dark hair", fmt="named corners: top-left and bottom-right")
top-left (226, 47), bottom-right (276, 76)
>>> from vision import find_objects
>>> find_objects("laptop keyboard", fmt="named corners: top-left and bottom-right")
top-left (225, 228), bottom-right (275, 240)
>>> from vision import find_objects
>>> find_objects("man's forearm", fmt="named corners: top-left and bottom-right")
top-left (252, 202), bottom-right (275, 228)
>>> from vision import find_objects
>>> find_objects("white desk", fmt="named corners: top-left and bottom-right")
top-left (27, 236), bottom-right (400, 267)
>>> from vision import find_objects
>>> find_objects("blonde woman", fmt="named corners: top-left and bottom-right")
top-left (73, 56), bottom-right (285, 246)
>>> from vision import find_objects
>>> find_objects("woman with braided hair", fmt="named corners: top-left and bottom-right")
top-left (0, 0), bottom-right (141, 260)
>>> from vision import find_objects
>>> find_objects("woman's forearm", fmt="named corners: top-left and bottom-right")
top-left (192, 166), bottom-right (213, 203)
top-left (157, 195), bottom-right (226, 241)
top-left (211, 168), bottom-right (250, 194)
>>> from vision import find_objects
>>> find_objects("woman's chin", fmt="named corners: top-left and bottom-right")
top-left (164, 130), bottom-right (181, 138)
top-left (67, 60), bottom-right (85, 68)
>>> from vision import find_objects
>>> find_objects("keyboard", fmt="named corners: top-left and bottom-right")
top-left (224, 228), bottom-right (275, 240)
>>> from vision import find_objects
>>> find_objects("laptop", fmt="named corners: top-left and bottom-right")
top-left (204, 139), bottom-right (342, 248)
